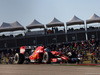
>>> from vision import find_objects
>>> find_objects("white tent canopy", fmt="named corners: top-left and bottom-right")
top-left (26, 19), bottom-right (44, 29)
top-left (46, 17), bottom-right (64, 27)
top-left (66, 16), bottom-right (84, 26)
top-left (0, 22), bottom-right (12, 32)
top-left (86, 13), bottom-right (100, 24)
top-left (10, 21), bottom-right (25, 31)
top-left (0, 21), bottom-right (25, 32)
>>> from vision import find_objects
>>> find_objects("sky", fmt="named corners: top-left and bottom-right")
top-left (0, 0), bottom-right (100, 28)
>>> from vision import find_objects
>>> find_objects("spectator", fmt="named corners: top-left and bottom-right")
top-left (77, 53), bottom-right (83, 64)
top-left (91, 52), bottom-right (94, 63)
top-left (0, 54), bottom-right (1, 64)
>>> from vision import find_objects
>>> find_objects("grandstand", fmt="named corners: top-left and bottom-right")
top-left (0, 13), bottom-right (100, 50)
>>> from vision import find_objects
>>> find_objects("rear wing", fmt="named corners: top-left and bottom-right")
top-left (20, 46), bottom-right (36, 54)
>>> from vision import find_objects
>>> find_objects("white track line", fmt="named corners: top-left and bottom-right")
top-left (86, 73), bottom-right (100, 75)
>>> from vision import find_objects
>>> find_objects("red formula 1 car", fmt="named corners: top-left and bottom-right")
top-left (14, 46), bottom-right (68, 64)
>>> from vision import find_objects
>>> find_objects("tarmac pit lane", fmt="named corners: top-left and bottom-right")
top-left (0, 64), bottom-right (100, 75)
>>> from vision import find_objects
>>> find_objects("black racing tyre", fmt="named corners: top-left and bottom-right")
top-left (14, 53), bottom-right (25, 64)
top-left (43, 52), bottom-right (51, 64)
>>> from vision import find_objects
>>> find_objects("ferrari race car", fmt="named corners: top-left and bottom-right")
top-left (14, 46), bottom-right (68, 64)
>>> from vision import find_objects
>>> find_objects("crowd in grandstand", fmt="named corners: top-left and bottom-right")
top-left (0, 38), bottom-right (100, 64)
top-left (48, 38), bottom-right (99, 63)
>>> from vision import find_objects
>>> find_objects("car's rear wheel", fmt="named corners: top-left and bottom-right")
top-left (14, 53), bottom-right (25, 64)
top-left (43, 52), bottom-right (51, 64)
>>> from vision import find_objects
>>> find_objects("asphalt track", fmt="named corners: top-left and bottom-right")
top-left (0, 64), bottom-right (100, 75)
